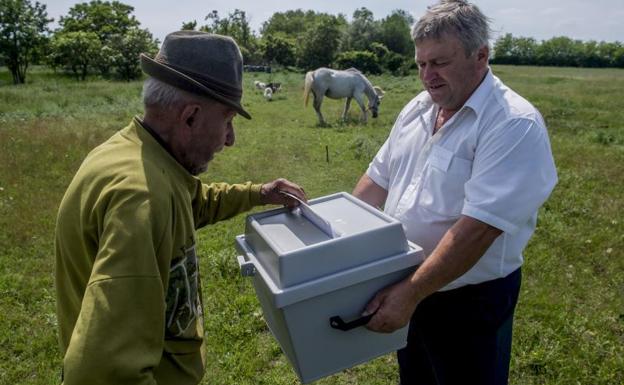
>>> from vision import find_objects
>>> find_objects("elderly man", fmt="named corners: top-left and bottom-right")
top-left (55, 31), bottom-right (305, 385)
top-left (354, 1), bottom-right (557, 384)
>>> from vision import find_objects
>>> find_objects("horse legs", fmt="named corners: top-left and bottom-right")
top-left (313, 93), bottom-right (326, 126)
top-left (353, 94), bottom-right (368, 123)
top-left (342, 97), bottom-right (352, 122)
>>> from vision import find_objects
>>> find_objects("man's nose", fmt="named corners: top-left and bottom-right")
top-left (421, 66), bottom-right (437, 82)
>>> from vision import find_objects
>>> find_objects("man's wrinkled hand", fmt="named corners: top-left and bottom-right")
top-left (260, 178), bottom-right (307, 209)
top-left (362, 279), bottom-right (420, 333)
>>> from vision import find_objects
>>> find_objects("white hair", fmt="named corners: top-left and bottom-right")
top-left (142, 77), bottom-right (209, 109)
top-left (412, 0), bottom-right (491, 56)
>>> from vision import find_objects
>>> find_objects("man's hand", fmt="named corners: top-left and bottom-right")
top-left (362, 278), bottom-right (420, 333)
top-left (260, 178), bottom-right (307, 209)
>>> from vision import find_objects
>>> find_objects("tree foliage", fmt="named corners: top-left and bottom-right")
top-left (297, 14), bottom-right (345, 70)
top-left (189, 9), bottom-right (260, 64)
top-left (58, 0), bottom-right (139, 43)
top-left (54, 0), bottom-right (157, 79)
top-left (30, 6), bottom-right (624, 86)
top-left (260, 9), bottom-right (322, 37)
top-left (108, 28), bottom-right (158, 81)
top-left (492, 33), bottom-right (624, 68)
top-left (261, 33), bottom-right (296, 67)
top-left (334, 50), bottom-right (381, 74)
top-left (0, 0), bottom-right (52, 84)
top-left (342, 8), bottom-right (380, 52)
top-left (49, 31), bottom-right (101, 80)
top-left (379, 10), bottom-right (414, 57)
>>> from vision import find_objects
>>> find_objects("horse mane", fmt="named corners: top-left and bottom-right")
top-left (351, 70), bottom-right (377, 100)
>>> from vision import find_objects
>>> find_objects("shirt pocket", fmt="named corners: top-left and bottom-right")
top-left (419, 145), bottom-right (472, 217)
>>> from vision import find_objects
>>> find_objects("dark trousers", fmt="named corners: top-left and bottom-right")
top-left (398, 268), bottom-right (522, 385)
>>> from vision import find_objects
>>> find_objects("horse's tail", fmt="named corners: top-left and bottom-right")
top-left (303, 70), bottom-right (314, 107)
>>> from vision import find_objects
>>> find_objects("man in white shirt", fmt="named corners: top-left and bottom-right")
top-left (353, 1), bottom-right (558, 384)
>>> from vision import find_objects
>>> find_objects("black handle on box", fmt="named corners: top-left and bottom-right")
top-left (329, 312), bottom-right (375, 331)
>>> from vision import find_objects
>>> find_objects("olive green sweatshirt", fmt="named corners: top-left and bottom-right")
top-left (55, 118), bottom-right (263, 385)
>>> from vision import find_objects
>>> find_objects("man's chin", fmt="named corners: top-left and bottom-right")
top-left (190, 163), bottom-right (209, 176)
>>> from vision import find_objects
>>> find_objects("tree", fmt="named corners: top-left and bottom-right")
top-left (181, 20), bottom-right (197, 31)
top-left (334, 50), bottom-right (381, 74)
top-left (58, 0), bottom-right (139, 43)
top-left (492, 34), bottom-right (538, 65)
top-left (56, 1), bottom-right (157, 78)
top-left (537, 36), bottom-right (583, 67)
top-left (48, 31), bottom-right (101, 80)
top-left (492, 33), bottom-right (516, 64)
top-left (0, 0), bottom-right (52, 84)
top-left (342, 7), bottom-right (380, 52)
top-left (298, 15), bottom-right (345, 70)
top-left (260, 9), bottom-right (319, 38)
top-left (195, 9), bottom-right (259, 63)
top-left (379, 10), bottom-right (414, 57)
top-left (261, 33), bottom-right (296, 66)
top-left (109, 27), bottom-right (158, 81)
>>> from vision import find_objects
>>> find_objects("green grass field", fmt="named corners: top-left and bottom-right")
top-left (1, 65), bottom-right (623, 385)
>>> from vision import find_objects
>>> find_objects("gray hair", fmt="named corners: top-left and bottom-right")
top-left (412, 0), bottom-right (491, 56)
top-left (142, 77), bottom-right (209, 109)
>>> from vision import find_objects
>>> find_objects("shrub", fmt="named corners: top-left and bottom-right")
top-left (334, 50), bottom-right (381, 74)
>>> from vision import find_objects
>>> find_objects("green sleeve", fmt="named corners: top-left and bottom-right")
top-left (193, 181), bottom-right (263, 229)
top-left (63, 190), bottom-right (168, 385)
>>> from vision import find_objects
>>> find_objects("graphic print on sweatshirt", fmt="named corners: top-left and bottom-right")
top-left (165, 242), bottom-right (201, 337)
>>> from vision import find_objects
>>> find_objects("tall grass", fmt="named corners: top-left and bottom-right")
top-left (0, 65), bottom-right (622, 384)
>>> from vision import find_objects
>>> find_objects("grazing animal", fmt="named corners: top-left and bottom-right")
top-left (254, 80), bottom-right (266, 90)
top-left (265, 82), bottom-right (281, 93)
top-left (263, 87), bottom-right (273, 101)
top-left (303, 67), bottom-right (385, 125)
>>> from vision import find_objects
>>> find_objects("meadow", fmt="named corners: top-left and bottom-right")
top-left (0, 64), bottom-right (623, 385)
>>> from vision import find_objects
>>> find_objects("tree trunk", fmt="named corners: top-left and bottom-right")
top-left (8, 65), bottom-right (24, 84)
top-left (17, 63), bottom-right (27, 84)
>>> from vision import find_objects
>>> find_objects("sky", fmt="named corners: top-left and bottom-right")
top-left (44, 0), bottom-right (624, 44)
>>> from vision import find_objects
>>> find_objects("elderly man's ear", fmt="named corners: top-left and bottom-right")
top-left (180, 104), bottom-right (201, 129)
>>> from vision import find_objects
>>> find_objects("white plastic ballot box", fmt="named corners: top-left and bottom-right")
top-left (235, 192), bottom-right (424, 383)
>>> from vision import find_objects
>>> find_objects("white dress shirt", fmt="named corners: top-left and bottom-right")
top-left (367, 69), bottom-right (558, 290)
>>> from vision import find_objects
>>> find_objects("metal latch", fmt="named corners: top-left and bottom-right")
top-left (237, 255), bottom-right (256, 277)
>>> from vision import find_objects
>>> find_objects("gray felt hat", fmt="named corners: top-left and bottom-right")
top-left (140, 31), bottom-right (251, 119)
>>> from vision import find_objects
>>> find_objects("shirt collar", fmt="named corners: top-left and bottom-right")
top-left (134, 115), bottom-right (175, 157)
top-left (130, 116), bottom-right (200, 187)
top-left (462, 67), bottom-right (494, 118)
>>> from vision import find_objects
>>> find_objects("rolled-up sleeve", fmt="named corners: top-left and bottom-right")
top-left (367, 138), bottom-right (392, 190)
top-left (462, 118), bottom-right (558, 234)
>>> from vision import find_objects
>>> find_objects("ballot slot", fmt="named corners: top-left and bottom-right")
top-left (243, 192), bottom-right (411, 288)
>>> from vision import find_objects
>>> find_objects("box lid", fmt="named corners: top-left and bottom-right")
top-left (243, 192), bottom-right (410, 287)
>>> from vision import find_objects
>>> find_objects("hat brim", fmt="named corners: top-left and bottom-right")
top-left (140, 54), bottom-right (251, 120)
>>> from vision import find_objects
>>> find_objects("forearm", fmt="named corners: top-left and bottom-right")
top-left (406, 215), bottom-right (503, 302)
top-left (194, 182), bottom-right (263, 227)
top-left (353, 174), bottom-right (388, 209)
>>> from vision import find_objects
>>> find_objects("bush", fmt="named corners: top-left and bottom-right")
top-left (48, 31), bottom-right (101, 80)
top-left (334, 50), bottom-right (381, 74)
top-left (108, 28), bottom-right (158, 81)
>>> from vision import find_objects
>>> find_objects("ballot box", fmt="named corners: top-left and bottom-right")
top-left (235, 192), bottom-right (424, 383)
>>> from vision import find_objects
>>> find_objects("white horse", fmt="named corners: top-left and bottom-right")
top-left (304, 67), bottom-right (385, 125)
